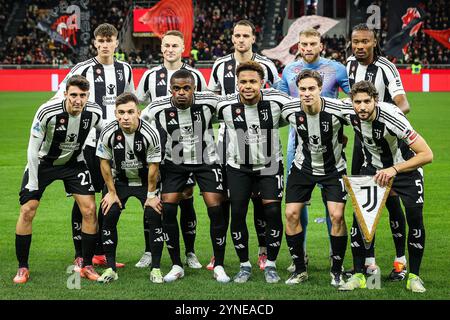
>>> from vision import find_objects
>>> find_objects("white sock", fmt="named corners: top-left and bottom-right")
top-left (365, 257), bottom-right (376, 266)
top-left (258, 247), bottom-right (267, 255)
top-left (395, 256), bottom-right (407, 265)
top-left (240, 261), bottom-right (251, 268)
top-left (265, 260), bottom-right (276, 268)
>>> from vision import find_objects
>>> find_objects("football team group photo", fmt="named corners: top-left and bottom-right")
top-left (1, 0), bottom-right (449, 301)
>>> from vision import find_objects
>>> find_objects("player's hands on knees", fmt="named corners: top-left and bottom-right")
top-left (101, 192), bottom-right (122, 215)
top-left (373, 167), bottom-right (396, 187)
top-left (145, 196), bottom-right (162, 214)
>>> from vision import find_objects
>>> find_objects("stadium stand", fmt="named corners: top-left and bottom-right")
top-left (0, 0), bottom-right (448, 67)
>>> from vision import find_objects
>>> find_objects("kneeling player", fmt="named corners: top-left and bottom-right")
top-left (142, 69), bottom-right (230, 283)
top-left (281, 70), bottom-right (348, 287)
top-left (339, 81), bottom-right (433, 293)
top-left (96, 93), bottom-right (162, 283)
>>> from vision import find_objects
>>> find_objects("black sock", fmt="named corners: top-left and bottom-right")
top-left (365, 235), bottom-right (375, 261)
top-left (330, 235), bottom-right (348, 273)
top-left (143, 213), bottom-right (151, 252)
top-left (16, 234), bottom-right (32, 269)
top-left (386, 196), bottom-right (406, 258)
top-left (162, 203), bottom-right (182, 267)
top-left (286, 232), bottom-right (305, 273)
top-left (207, 205), bottom-right (227, 267)
top-left (146, 207), bottom-right (163, 269)
top-left (263, 202), bottom-right (282, 261)
top-left (102, 204), bottom-right (121, 271)
top-left (71, 202), bottom-right (83, 258)
top-left (82, 232), bottom-right (98, 267)
top-left (222, 199), bottom-right (230, 228)
top-left (94, 205), bottom-right (104, 256)
top-left (230, 199), bottom-right (250, 263)
top-left (179, 197), bottom-right (196, 255)
top-left (350, 214), bottom-right (366, 273)
top-left (406, 206), bottom-right (425, 275)
top-left (251, 196), bottom-right (266, 249)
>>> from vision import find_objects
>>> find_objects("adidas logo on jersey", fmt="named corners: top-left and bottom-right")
top-left (234, 115), bottom-right (244, 122)
top-left (114, 142), bottom-right (124, 149)
top-left (157, 79), bottom-right (167, 86)
top-left (95, 76), bottom-right (104, 83)
top-left (224, 71), bottom-right (234, 78)
top-left (216, 184), bottom-right (223, 191)
top-left (186, 178), bottom-right (194, 184)
top-left (88, 185), bottom-right (95, 192)
top-left (168, 118), bottom-right (178, 125)
top-left (416, 196), bottom-right (424, 204)
top-left (56, 125), bottom-right (67, 131)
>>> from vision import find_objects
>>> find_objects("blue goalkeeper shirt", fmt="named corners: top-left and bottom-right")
top-left (279, 57), bottom-right (350, 174)
top-left (279, 57), bottom-right (349, 98)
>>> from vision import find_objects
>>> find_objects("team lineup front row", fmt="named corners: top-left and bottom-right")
top-left (14, 62), bottom-right (433, 293)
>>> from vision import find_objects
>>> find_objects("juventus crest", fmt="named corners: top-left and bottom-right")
top-left (117, 69), bottom-right (124, 81)
top-left (135, 140), bottom-right (142, 152)
top-left (82, 119), bottom-right (90, 130)
top-left (374, 129), bottom-right (382, 140)
top-left (260, 109), bottom-right (269, 121)
top-left (193, 111), bottom-right (202, 122)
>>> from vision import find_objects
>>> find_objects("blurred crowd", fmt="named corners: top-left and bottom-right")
top-left (0, 0), bottom-right (448, 68)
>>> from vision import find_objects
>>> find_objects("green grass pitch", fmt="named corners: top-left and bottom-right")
top-left (0, 91), bottom-right (449, 300)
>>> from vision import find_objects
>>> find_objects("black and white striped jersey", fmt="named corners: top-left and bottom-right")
top-left (96, 119), bottom-right (161, 186)
top-left (56, 58), bottom-right (135, 120)
top-left (346, 55), bottom-right (405, 103)
top-left (141, 91), bottom-right (219, 165)
top-left (216, 88), bottom-right (292, 171)
top-left (342, 102), bottom-right (417, 170)
top-left (208, 53), bottom-right (281, 95)
top-left (55, 57), bottom-right (135, 146)
top-left (26, 98), bottom-right (103, 190)
top-left (281, 97), bottom-right (349, 176)
top-left (136, 63), bottom-right (207, 104)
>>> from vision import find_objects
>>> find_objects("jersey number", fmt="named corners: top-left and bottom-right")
top-left (415, 179), bottom-right (423, 194)
top-left (78, 171), bottom-right (92, 186)
top-left (212, 168), bottom-right (223, 183)
top-left (276, 175), bottom-right (284, 189)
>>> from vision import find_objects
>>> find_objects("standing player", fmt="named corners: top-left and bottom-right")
top-left (339, 81), bottom-right (433, 293)
top-left (209, 20), bottom-right (281, 270)
top-left (13, 75), bottom-right (103, 283)
top-left (95, 93), bottom-right (162, 283)
top-left (347, 23), bottom-right (411, 279)
top-left (217, 61), bottom-right (292, 283)
top-left (279, 28), bottom-right (350, 271)
top-left (55, 23), bottom-right (134, 270)
top-left (136, 30), bottom-right (207, 269)
top-left (141, 70), bottom-right (230, 283)
top-left (281, 70), bottom-right (349, 287)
